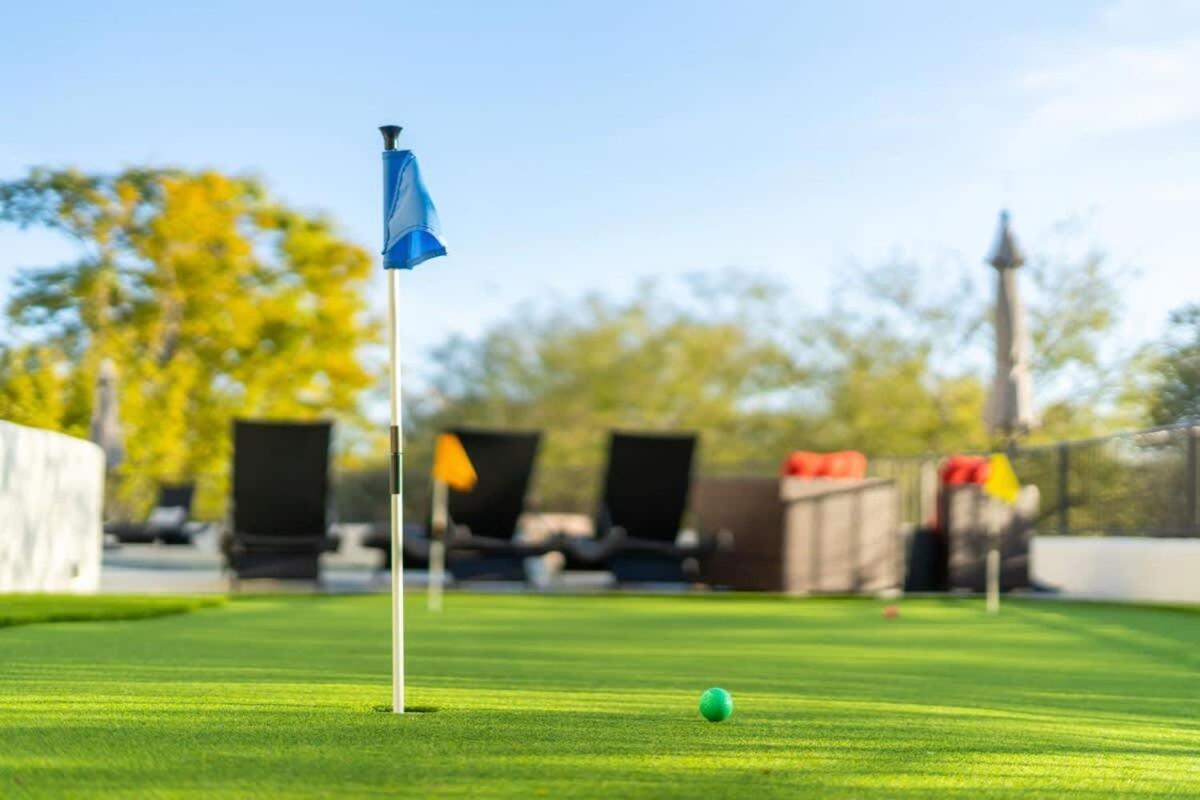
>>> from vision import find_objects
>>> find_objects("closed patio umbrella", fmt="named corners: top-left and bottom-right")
top-left (89, 358), bottom-right (124, 469)
top-left (985, 211), bottom-right (1037, 441)
top-left (982, 211), bottom-right (1035, 615)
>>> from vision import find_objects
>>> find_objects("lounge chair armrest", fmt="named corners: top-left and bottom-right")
top-left (451, 533), bottom-right (513, 550)
top-left (619, 531), bottom-right (730, 558)
top-left (104, 521), bottom-right (148, 536)
top-left (229, 532), bottom-right (332, 551)
top-left (559, 526), bottom-right (627, 564)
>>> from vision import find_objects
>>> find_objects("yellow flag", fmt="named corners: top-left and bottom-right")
top-left (432, 433), bottom-right (477, 491)
top-left (983, 453), bottom-right (1021, 505)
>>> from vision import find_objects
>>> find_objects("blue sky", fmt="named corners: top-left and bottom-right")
top-left (2, 0), bottom-right (1199, 385)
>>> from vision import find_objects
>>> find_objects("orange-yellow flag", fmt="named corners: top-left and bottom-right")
top-left (983, 452), bottom-right (1021, 505)
top-left (432, 433), bottom-right (477, 491)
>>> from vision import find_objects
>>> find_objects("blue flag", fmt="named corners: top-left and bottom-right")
top-left (382, 150), bottom-right (447, 269)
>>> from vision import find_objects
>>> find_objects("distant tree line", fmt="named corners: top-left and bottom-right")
top-left (3, 164), bottom-right (1199, 520)
top-left (407, 247), bottom-right (1145, 473)
top-left (1148, 304), bottom-right (1200, 426)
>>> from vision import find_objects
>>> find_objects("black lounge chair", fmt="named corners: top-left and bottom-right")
top-left (561, 431), bottom-right (719, 582)
top-left (221, 420), bottom-right (339, 585)
top-left (105, 483), bottom-right (198, 545)
top-left (363, 427), bottom-right (546, 580)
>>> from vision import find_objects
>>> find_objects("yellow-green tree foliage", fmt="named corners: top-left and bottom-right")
top-left (411, 274), bottom-right (805, 474)
top-left (413, 253), bottom-right (1129, 478)
top-left (0, 168), bottom-right (376, 518)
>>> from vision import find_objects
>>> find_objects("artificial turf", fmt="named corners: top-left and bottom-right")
top-left (0, 593), bottom-right (1197, 798)
top-left (0, 594), bottom-right (224, 629)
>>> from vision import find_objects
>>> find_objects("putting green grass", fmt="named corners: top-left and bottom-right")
top-left (0, 594), bottom-right (224, 629)
top-left (1, 594), bottom-right (1198, 798)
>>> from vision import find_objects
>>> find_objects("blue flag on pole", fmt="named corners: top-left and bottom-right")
top-left (382, 150), bottom-right (447, 269)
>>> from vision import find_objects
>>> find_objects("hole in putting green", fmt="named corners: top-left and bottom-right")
top-left (372, 704), bottom-right (438, 714)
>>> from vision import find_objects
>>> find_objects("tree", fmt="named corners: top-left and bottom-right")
top-left (793, 257), bottom-right (992, 455)
top-left (1148, 304), bottom-right (1200, 425)
top-left (0, 167), bottom-right (377, 517)
top-left (800, 244), bottom-right (1131, 454)
top-left (411, 273), bottom-right (804, 475)
top-left (412, 241), bottom-right (1129, 479)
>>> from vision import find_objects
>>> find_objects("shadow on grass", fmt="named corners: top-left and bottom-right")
top-left (1005, 601), bottom-right (1200, 671)
top-left (0, 595), bottom-right (226, 630)
top-left (372, 704), bottom-right (439, 713)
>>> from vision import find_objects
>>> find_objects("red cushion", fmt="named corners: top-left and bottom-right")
top-left (783, 451), bottom-right (823, 477)
top-left (784, 450), bottom-right (868, 479)
top-left (941, 455), bottom-right (988, 485)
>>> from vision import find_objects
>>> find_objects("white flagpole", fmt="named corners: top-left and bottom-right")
top-left (380, 121), bottom-right (446, 713)
top-left (428, 479), bottom-right (448, 612)
top-left (388, 267), bottom-right (405, 713)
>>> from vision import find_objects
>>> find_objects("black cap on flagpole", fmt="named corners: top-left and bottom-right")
top-left (380, 125), bottom-right (403, 151)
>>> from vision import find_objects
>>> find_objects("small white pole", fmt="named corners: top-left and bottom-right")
top-left (985, 546), bottom-right (1000, 614)
top-left (387, 268), bottom-right (405, 714)
top-left (985, 499), bottom-right (1000, 615)
top-left (428, 479), bottom-right (448, 612)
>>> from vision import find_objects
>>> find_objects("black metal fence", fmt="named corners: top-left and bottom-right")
top-left (869, 422), bottom-right (1200, 537)
top-left (1012, 425), bottom-right (1200, 537)
top-left (866, 456), bottom-right (939, 532)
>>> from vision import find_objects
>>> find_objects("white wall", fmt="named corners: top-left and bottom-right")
top-left (1032, 536), bottom-right (1200, 604)
top-left (0, 420), bottom-right (104, 593)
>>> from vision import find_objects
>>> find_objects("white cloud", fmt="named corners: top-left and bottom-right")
top-left (1098, 0), bottom-right (1200, 33)
top-left (1011, 2), bottom-right (1200, 146)
top-left (1019, 41), bottom-right (1200, 140)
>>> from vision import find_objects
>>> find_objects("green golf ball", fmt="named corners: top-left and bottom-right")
top-left (699, 687), bottom-right (733, 722)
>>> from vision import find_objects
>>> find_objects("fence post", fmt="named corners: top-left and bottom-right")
top-left (1188, 428), bottom-right (1199, 535)
top-left (1057, 443), bottom-right (1070, 535)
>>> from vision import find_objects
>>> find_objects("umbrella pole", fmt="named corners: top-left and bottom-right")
top-left (388, 268), bottom-right (405, 714)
